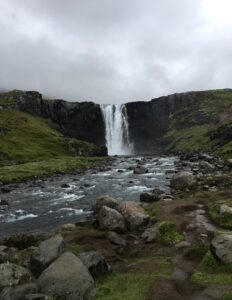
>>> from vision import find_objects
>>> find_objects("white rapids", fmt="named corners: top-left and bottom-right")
top-left (101, 104), bottom-right (133, 156)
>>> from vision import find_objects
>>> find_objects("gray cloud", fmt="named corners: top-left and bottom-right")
top-left (0, 0), bottom-right (231, 103)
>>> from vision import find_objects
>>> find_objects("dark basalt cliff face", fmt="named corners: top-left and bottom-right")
top-left (125, 92), bottom-right (196, 153)
top-left (17, 91), bottom-right (105, 146)
top-left (16, 89), bottom-right (232, 156)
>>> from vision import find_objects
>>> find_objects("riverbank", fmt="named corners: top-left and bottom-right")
top-left (0, 153), bottom-right (231, 299)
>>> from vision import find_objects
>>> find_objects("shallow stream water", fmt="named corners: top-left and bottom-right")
top-left (0, 156), bottom-right (175, 238)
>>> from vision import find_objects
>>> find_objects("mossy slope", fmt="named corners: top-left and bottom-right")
top-left (164, 89), bottom-right (232, 157)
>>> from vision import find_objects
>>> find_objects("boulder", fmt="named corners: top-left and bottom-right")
top-left (95, 195), bottom-right (120, 213)
top-left (0, 283), bottom-right (38, 300)
top-left (0, 262), bottom-right (32, 291)
top-left (107, 232), bottom-right (127, 247)
top-left (119, 201), bottom-right (149, 230)
top-left (211, 234), bottom-right (232, 264)
top-left (98, 206), bottom-right (126, 233)
top-left (226, 159), bottom-right (232, 169)
top-left (141, 225), bottom-right (160, 243)
top-left (61, 224), bottom-right (76, 231)
top-left (220, 204), bottom-right (232, 215)
top-left (30, 235), bottom-right (64, 276)
top-left (199, 161), bottom-right (215, 172)
top-left (140, 192), bottom-right (160, 203)
top-left (133, 165), bottom-right (148, 174)
top-left (0, 200), bottom-right (9, 212)
top-left (38, 252), bottom-right (95, 300)
top-left (78, 251), bottom-right (111, 279)
top-left (170, 172), bottom-right (196, 190)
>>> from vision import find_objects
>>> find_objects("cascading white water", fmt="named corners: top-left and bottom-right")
top-left (101, 104), bottom-right (133, 156)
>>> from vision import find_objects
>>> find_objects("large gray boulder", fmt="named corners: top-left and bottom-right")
top-left (211, 234), bottom-right (232, 264)
top-left (0, 262), bottom-right (32, 291)
top-left (78, 251), bottom-right (111, 279)
top-left (119, 201), bottom-right (149, 230)
top-left (0, 283), bottom-right (37, 300)
top-left (220, 204), bottom-right (232, 215)
top-left (38, 252), bottom-right (95, 300)
top-left (98, 206), bottom-right (126, 233)
top-left (95, 195), bottom-right (120, 213)
top-left (30, 235), bottom-right (64, 276)
top-left (142, 225), bottom-right (160, 243)
top-left (170, 172), bottom-right (196, 190)
top-left (133, 165), bottom-right (148, 175)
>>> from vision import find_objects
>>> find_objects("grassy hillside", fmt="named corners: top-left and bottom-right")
top-left (0, 91), bottom-right (105, 182)
top-left (164, 89), bottom-right (232, 157)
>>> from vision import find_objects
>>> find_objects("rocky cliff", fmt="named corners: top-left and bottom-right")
top-left (15, 89), bottom-right (232, 156)
top-left (17, 91), bottom-right (105, 146)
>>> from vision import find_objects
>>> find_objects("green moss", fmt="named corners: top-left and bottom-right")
top-left (96, 273), bottom-right (153, 300)
top-left (209, 204), bottom-right (232, 230)
top-left (191, 252), bottom-right (232, 285)
top-left (184, 238), bottom-right (209, 260)
top-left (0, 156), bottom-right (103, 183)
top-left (158, 221), bottom-right (183, 246)
top-left (223, 292), bottom-right (232, 300)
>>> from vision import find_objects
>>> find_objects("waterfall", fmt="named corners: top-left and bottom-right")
top-left (101, 104), bottom-right (133, 156)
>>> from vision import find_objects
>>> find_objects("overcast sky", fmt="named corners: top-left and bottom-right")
top-left (0, 0), bottom-right (231, 103)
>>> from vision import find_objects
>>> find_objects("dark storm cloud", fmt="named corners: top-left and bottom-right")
top-left (0, 0), bottom-right (231, 103)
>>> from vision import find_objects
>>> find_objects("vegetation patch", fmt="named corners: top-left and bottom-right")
top-left (191, 252), bottom-right (232, 285)
top-left (0, 156), bottom-right (103, 184)
top-left (184, 238), bottom-right (209, 260)
top-left (208, 204), bottom-right (232, 230)
top-left (158, 221), bottom-right (183, 246)
top-left (96, 273), bottom-right (154, 300)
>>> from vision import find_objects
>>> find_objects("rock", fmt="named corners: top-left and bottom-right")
top-left (211, 234), bottom-right (232, 263)
top-left (78, 251), bottom-right (111, 279)
top-left (61, 224), bottom-right (76, 231)
top-left (119, 201), bottom-right (149, 230)
top-left (0, 283), bottom-right (38, 300)
top-left (0, 262), bottom-right (32, 290)
top-left (199, 161), bottom-right (215, 172)
top-left (61, 183), bottom-right (70, 188)
top-left (199, 153), bottom-right (215, 162)
top-left (38, 252), bottom-right (95, 300)
top-left (107, 232), bottom-right (127, 247)
top-left (0, 200), bottom-right (9, 212)
top-left (98, 206), bottom-right (126, 233)
top-left (141, 225), bottom-right (160, 243)
top-left (226, 158), bottom-right (232, 169)
top-left (175, 241), bottom-right (191, 249)
top-left (95, 195), bottom-right (120, 213)
top-left (220, 204), bottom-right (232, 215)
top-left (170, 172), bottom-right (196, 190)
top-left (30, 235), bottom-right (65, 276)
top-left (133, 165), bottom-right (148, 174)
top-left (24, 294), bottom-right (50, 300)
top-left (140, 192), bottom-right (160, 203)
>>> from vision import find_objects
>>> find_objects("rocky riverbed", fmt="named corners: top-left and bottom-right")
top-left (0, 153), bottom-right (232, 300)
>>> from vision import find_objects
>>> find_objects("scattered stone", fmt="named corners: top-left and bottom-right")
top-left (175, 241), bottom-right (191, 250)
top-left (0, 283), bottom-right (38, 300)
top-left (98, 206), bottom-right (126, 233)
top-left (140, 192), bottom-right (159, 203)
top-left (24, 294), bottom-right (50, 300)
top-left (170, 172), bottom-right (196, 190)
top-left (95, 195), bottom-right (120, 213)
top-left (220, 204), bottom-right (232, 215)
top-left (60, 183), bottom-right (70, 188)
top-left (141, 225), bottom-right (160, 243)
top-left (199, 161), bottom-right (215, 173)
top-left (133, 165), bottom-right (148, 174)
top-left (30, 235), bottom-right (65, 276)
top-left (107, 232), bottom-right (127, 247)
top-left (38, 252), bottom-right (95, 300)
top-left (78, 251), bottom-right (111, 279)
top-left (211, 234), bottom-right (232, 263)
top-left (0, 200), bottom-right (9, 212)
top-left (119, 201), bottom-right (149, 230)
top-left (0, 262), bottom-right (32, 290)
